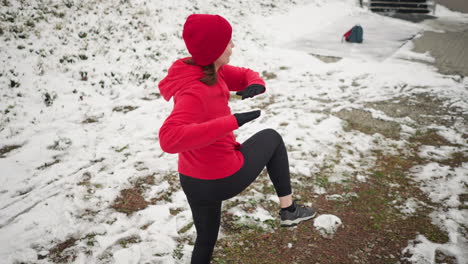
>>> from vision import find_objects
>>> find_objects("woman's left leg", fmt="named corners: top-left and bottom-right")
top-left (187, 199), bottom-right (222, 264)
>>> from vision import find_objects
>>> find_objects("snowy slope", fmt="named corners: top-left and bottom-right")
top-left (1, 0), bottom-right (467, 263)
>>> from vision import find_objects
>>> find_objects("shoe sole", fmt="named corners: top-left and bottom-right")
top-left (280, 211), bottom-right (316, 227)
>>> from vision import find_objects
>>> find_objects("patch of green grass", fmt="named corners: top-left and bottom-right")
top-left (140, 92), bottom-right (161, 101)
top-left (178, 222), bottom-right (194, 234)
top-left (170, 208), bottom-right (183, 216)
top-left (112, 105), bottom-right (138, 113)
top-left (418, 218), bottom-right (449, 243)
top-left (315, 175), bottom-right (330, 188)
top-left (459, 193), bottom-right (468, 210)
top-left (77, 172), bottom-right (92, 186)
top-left (222, 214), bottom-right (263, 233)
top-left (142, 73), bottom-right (151, 80)
top-left (81, 232), bottom-right (103, 247)
top-left (78, 32), bottom-right (87, 38)
top-left (172, 244), bottom-right (184, 260)
top-left (148, 173), bottom-right (180, 204)
top-left (118, 236), bottom-right (141, 248)
top-left (25, 19), bottom-right (35, 27)
top-left (59, 55), bottom-right (76, 64)
top-left (79, 71), bottom-right (88, 81)
top-left (114, 145), bottom-right (128, 153)
top-left (261, 183), bottom-right (276, 195)
top-left (372, 171), bottom-right (386, 179)
top-left (54, 23), bottom-right (63, 30)
top-left (261, 70), bottom-right (277, 80)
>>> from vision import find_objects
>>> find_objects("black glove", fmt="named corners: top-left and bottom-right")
top-left (236, 84), bottom-right (265, 100)
top-left (234, 110), bottom-right (261, 127)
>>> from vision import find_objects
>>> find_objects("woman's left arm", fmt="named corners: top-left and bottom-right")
top-left (219, 64), bottom-right (265, 92)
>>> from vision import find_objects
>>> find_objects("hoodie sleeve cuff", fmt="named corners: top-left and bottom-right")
top-left (226, 114), bottom-right (239, 130)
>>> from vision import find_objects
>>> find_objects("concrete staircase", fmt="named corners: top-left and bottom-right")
top-left (368, 0), bottom-right (435, 14)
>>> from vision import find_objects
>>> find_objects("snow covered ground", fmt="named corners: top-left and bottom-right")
top-left (0, 0), bottom-right (467, 263)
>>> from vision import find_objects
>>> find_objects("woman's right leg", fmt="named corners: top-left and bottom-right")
top-left (239, 128), bottom-right (292, 198)
top-left (239, 129), bottom-right (316, 226)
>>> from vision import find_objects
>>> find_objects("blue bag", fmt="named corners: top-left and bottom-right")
top-left (343, 25), bottom-right (363, 43)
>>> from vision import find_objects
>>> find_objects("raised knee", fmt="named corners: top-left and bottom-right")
top-left (261, 128), bottom-right (282, 141)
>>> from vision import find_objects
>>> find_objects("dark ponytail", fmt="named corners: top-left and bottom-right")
top-left (183, 58), bottom-right (217, 86)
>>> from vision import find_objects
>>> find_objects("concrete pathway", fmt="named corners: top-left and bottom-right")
top-left (409, 1), bottom-right (468, 77)
top-left (412, 29), bottom-right (468, 76)
top-left (435, 0), bottom-right (468, 13)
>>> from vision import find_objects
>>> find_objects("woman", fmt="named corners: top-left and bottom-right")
top-left (158, 14), bottom-right (315, 264)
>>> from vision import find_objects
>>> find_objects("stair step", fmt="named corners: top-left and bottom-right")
top-left (371, 4), bottom-right (429, 9)
top-left (370, 1), bottom-right (428, 6)
top-left (370, 8), bottom-right (431, 13)
top-left (369, 0), bottom-right (432, 13)
top-left (370, 0), bottom-right (428, 3)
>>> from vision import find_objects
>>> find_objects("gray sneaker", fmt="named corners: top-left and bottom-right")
top-left (280, 200), bottom-right (316, 227)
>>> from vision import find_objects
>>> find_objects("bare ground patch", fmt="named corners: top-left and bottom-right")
top-left (111, 173), bottom-right (180, 215)
top-left (112, 188), bottom-right (150, 215)
top-left (309, 53), bottom-right (342, 63)
top-left (111, 174), bottom-right (156, 215)
top-left (334, 108), bottom-right (401, 139)
top-left (365, 94), bottom-right (466, 127)
top-left (42, 237), bottom-right (78, 263)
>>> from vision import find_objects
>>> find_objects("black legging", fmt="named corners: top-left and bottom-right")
top-left (179, 128), bottom-right (292, 264)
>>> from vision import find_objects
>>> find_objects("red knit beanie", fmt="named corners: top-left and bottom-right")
top-left (182, 14), bottom-right (232, 66)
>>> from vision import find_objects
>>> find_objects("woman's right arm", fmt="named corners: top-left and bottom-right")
top-left (159, 92), bottom-right (239, 154)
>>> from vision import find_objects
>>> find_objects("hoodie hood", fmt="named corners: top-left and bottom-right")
top-left (158, 58), bottom-right (204, 101)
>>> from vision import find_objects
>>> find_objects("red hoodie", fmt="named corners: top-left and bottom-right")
top-left (158, 58), bottom-right (265, 180)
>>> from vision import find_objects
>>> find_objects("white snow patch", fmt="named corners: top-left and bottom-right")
top-left (418, 145), bottom-right (460, 161)
top-left (356, 174), bottom-right (367, 182)
top-left (113, 245), bottom-right (141, 264)
top-left (313, 214), bottom-right (342, 239)
top-left (411, 163), bottom-right (468, 208)
top-left (397, 198), bottom-right (422, 217)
